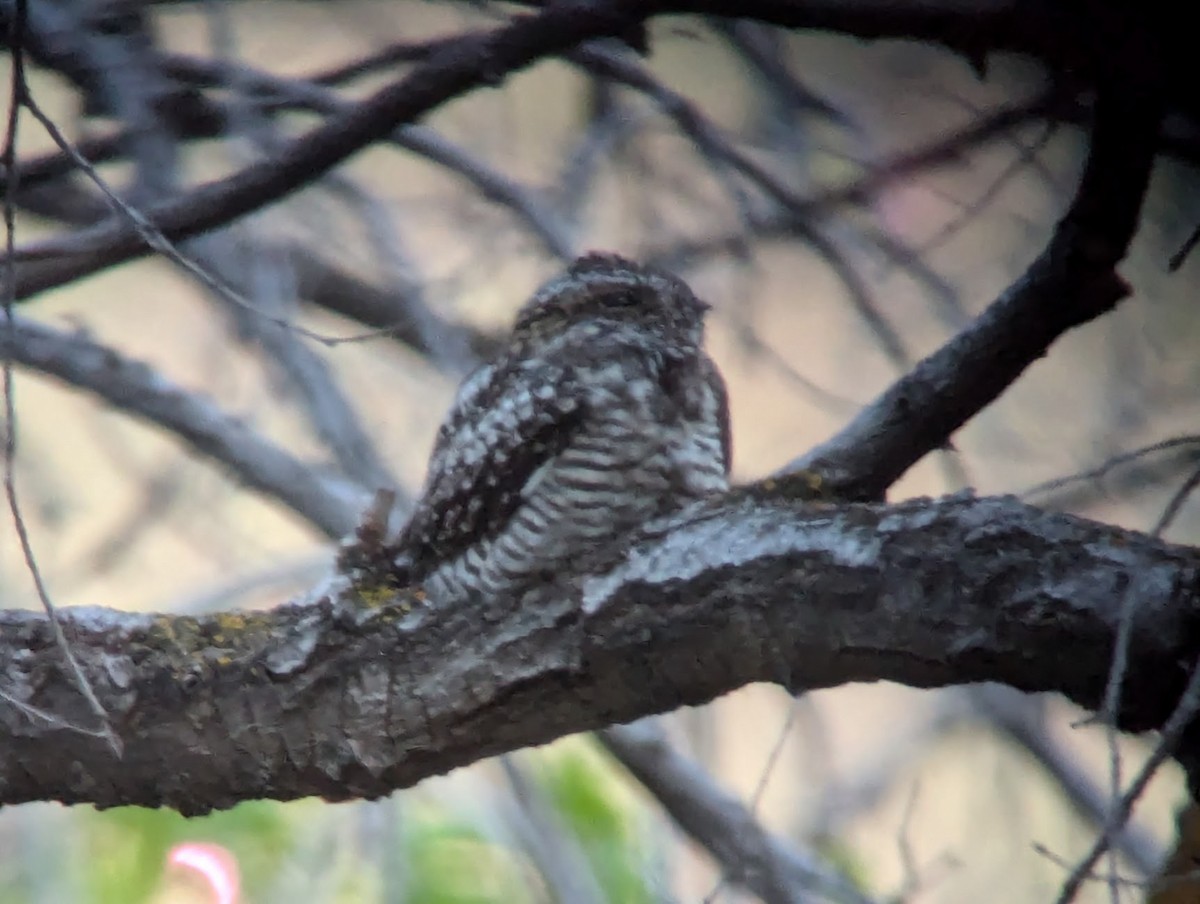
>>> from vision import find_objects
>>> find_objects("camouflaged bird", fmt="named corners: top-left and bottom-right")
top-left (391, 253), bottom-right (731, 603)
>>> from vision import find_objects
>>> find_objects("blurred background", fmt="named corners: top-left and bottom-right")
top-left (2, 2), bottom-right (1200, 901)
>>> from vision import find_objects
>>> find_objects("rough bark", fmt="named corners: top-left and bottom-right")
top-left (2, 490), bottom-right (1197, 814)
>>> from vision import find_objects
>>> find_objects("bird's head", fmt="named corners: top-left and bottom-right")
top-left (511, 253), bottom-right (711, 353)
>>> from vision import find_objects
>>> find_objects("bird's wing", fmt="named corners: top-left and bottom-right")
top-left (399, 358), bottom-right (587, 574)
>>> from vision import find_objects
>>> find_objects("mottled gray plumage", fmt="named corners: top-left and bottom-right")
top-left (394, 253), bottom-right (731, 603)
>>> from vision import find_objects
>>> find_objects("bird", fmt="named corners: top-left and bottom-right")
top-left (388, 252), bottom-right (731, 604)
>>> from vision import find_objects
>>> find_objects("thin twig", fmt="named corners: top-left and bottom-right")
top-left (911, 120), bottom-right (1058, 259)
top-left (0, 146), bottom-right (496, 366)
top-left (645, 94), bottom-right (1056, 275)
top-left (1152, 465), bottom-right (1200, 538)
top-left (973, 686), bottom-right (1163, 877)
top-left (321, 174), bottom-right (480, 374)
top-left (18, 92), bottom-right (410, 346)
top-left (1052, 656), bottom-right (1200, 904)
top-left (1022, 436), bottom-right (1200, 500)
top-left (0, 687), bottom-right (116, 740)
top-left (158, 51), bottom-right (577, 260)
top-left (1100, 581), bottom-right (1140, 902)
top-left (1, 0), bottom-right (121, 756)
top-left (701, 699), bottom-right (802, 904)
top-left (499, 755), bottom-right (607, 904)
top-left (574, 43), bottom-right (915, 370)
top-left (308, 36), bottom-right (461, 85)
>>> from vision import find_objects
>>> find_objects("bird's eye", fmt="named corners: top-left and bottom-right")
top-left (596, 289), bottom-right (642, 308)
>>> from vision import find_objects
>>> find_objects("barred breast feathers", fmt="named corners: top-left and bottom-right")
top-left (387, 253), bottom-right (731, 604)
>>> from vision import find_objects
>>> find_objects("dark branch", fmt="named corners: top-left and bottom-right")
top-left (3, 1), bottom-right (649, 299)
top-left (791, 76), bottom-right (1165, 500)
top-left (0, 314), bottom-right (364, 538)
top-left (599, 723), bottom-right (875, 904)
top-left (10, 0), bottom-right (1175, 304)
top-left (1, 491), bottom-right (1197, 813)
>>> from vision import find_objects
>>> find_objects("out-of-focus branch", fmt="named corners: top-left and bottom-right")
top-left (1054, 659), bottom-right (1200, 903)
top-left (1, 491), bottom-right (1198, 812)
top-left (669, 1), bottom-right (1186, 106)
top-left (289, 253), bottom-right (503, 364)
top-left (1024, 437), bottom-right (1200, 515)
top-left (572, 42), bottom-right (915, 369)
top-left (4, 1), bottom-right (652, 298)
top-left (499, 755), bottom-right (608, 904)
top-left (647, 93), bottom-right (1057, 269)
top-left (193, 232), bottom-right (401, 494)
top-left (0, 315), bottom-right (365, 538)
top-left (791, 73), bottom-right (1165, 499)
top-left (0, 166), bottom-right (500, 368)
top-left (20, 16), bottom-right (404, 501)
top-left (157, 52), bottom-right (576, 260)
top-left (599, 722), bottom-right (875, 904)
top-left (713, 19), bottom-right (850, 126)
top-left (8, 0), bottom-right (1154, 304)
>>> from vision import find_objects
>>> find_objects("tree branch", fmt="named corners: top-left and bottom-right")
top-left (599, 722), bottom-right (875, 904)
top-left (0, 314), bottom-right (364, 538)
top-left (11, 0), bottom-right (1173, 303)
top-left (2, 491), bottom-right (1197, 813)
top-left (4, 1), bottom-right (650, 298)
top-left (791, 71), bottom-right (1165, 499)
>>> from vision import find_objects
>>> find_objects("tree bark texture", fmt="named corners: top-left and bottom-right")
top-left (2, 491), bottom-right (1197, 814)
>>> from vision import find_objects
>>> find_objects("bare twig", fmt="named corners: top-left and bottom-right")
top-left (289, 253), bottom-right (502, 363)
top-left (1152, 465), bottom-right (1200, 538)
top-left (1022, 436), bottom-right (1200, 500)
top-left (573, 43), bottom-right (915, 370)
top-left (911, 120), bottom-right (1058, 260)
top-left (973, 687), bottom-right (1163, 878)
top-left (158, 52), bottom-right (577, 260)
top-left (556, 77), bottom-right (634, 218)
top-left (205, 231), bottom-right (400, 493)
top-left (15, 89), bottom-right (378, 346)
top-left (24, 21), bottom-right (404, 499)
top-left (646, 94), bottom-right (1058, 273)
top-left (499, 755), bottom-right (608, 904)
top-left (308, 36), bottom-right (461, 85)
top-left (0, 153), bottom-right (498, 366)
top-left (700, 699), bottom-right (804, 904)
top-left (1052, 657), bottom-right (1200, 904)
top-left (1, 0), bottom-right (121, 756)
top-left (320, 174), bottom-right (480, 375)
top-left (714, 19), bottom-right (851, 127)
top-left (1100, 580), bottom-right (1142, 900)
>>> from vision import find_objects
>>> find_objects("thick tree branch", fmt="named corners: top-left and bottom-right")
top-left (1, 492), bottom-right (1197, 813)
top-left (666, 2), bottom-right (1187, 105)
top-left (791, 71), bottom-right (1165, 500)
